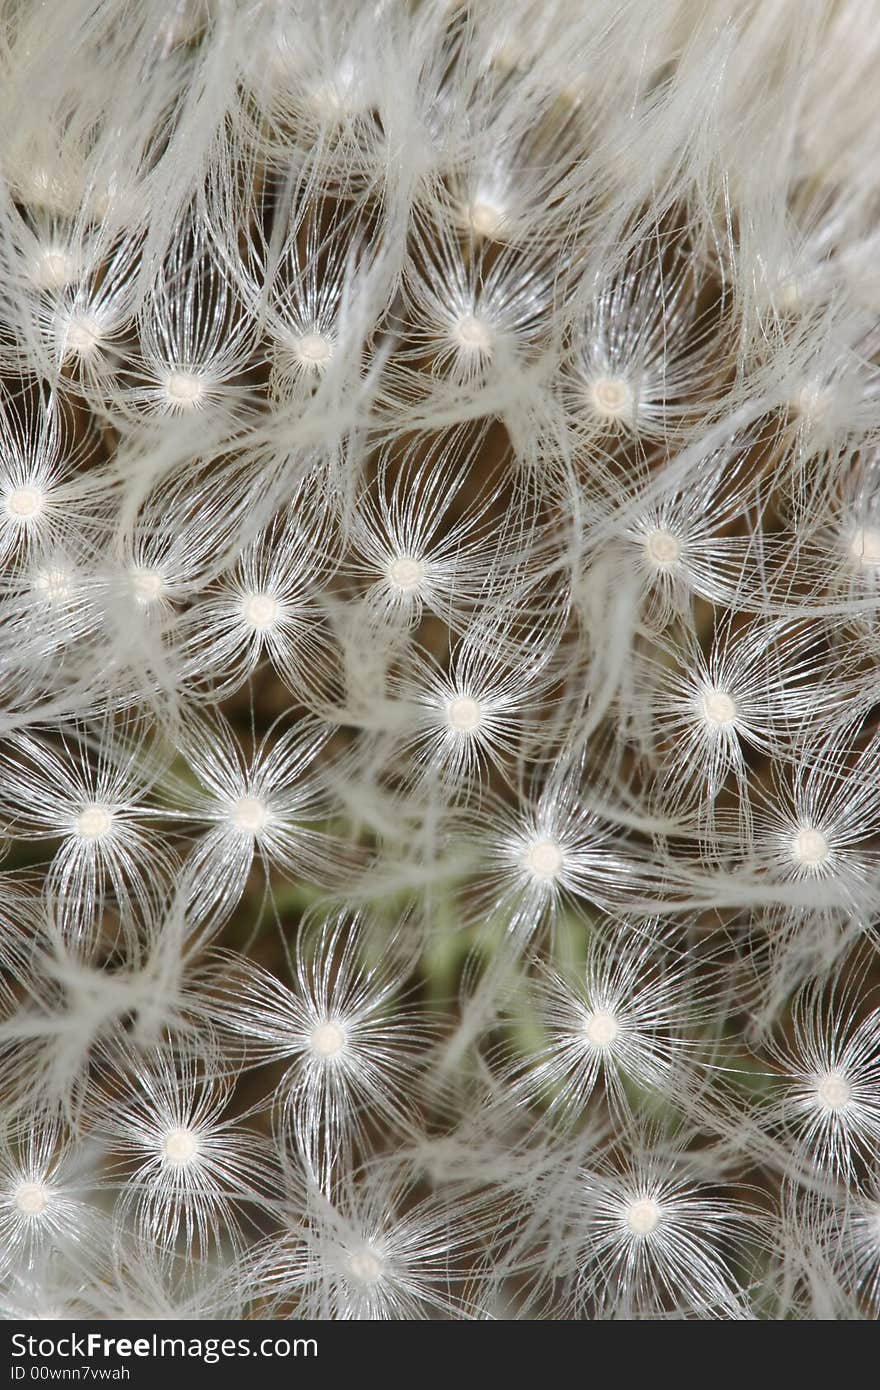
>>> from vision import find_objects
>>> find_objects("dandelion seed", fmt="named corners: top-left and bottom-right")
top-left (0, 1116), bottom-right (102, 1272)
top-left (62, 314), bottom-right (103, 357)
top-left (211, 910), bottom-right (434, 1191)
top-left (467, 199), bottom-right (506, 239)
top-left (566, 1145), bottom-right (756, 1318)
top-left (452, 313), bottom-right (493, 354)
top-left (238, 591), bottom-right (280, 632)
top-left (754, 729), bottom-right (880, 937)
top-left (699, 686), bottom-right (738, 727)
top-left (257, 1165), bottom-right (489, 1319)
top-left (169, 711), bottom-right (351, 931)
top-left (162, 1128), bottom-right (201, 1167)
top-left (386, 555), bottom-right (425, 592)
top-left (347, 1247), bottom-right (384, 1283)
top-left (815, 1071), bottom-right (851, 1111)
top-left (473, 756), bottom-right (644, 938)
top-left (791, 825), bottom-right (830, 868)
top-left (498, 929), bottom-right (717, 1123)
top-left (115, 214), bottom-right (256, 421)
top-left (183, 509), bottom-right (337, 704)
top-left (646, 617), bottom-right (839, 821)
top-left (309, 1020), bottom-right (347, 1059)
top-left (524, 837), bottom-right (564, 881)
top-left (588, 375), bottom-right (635, 423)
top-left (0, 721), bottom-right (175, 945)
top-left (90, 1047), bottom-right (274, 1262)
top-left (292, 332), bottom-right (334, 369)
top-left (4, 485), bottom-right (45, 522)
top-left (761, 977), bottom-right (880, 1179)
top-left (625, 1196), bottom-right (661, 1236)
top-left (565, 233), bottom-right (720, 442)
top-left (446, 694), bottom-right (482, 733)
top-left (14, 1182), bottom-right (50, 1217)
top-left (397, 214), bottom-right (556, 386)
top-left (74, 803), bottom-right (114, 840)
top-left (163, 370), bottom-right (205, 410)
top-left (831, 1178), bottom-right (880, 1314)
top-left (228, 795), bottom-right (270, 836)
top-left (347, 431), bottom-right (516, 629)
top-left (643, 528), bottom-right (683, 569)
top-left (128, 566), bottom-right (165, 605)
top-left (584, 1009), bottom-right (620, 1049)
top-left (0, 388), bottom-right (103, 569)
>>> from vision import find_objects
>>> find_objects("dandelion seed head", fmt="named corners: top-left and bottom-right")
top-left (310, 1019), bottom-right (347, 1059)
top-left (4, 5), bottom-right (876, 1323)
top-left (13, 1182), bottom-right (50, 1217)
top-left (524, 837), bottom-right (564, 881)
top-left (75, 802), bottom-right (114, 840)
top-left (162, 1127), bottom-right (200, 1167)
top-left (625, 1197), bottom-right (662, 1237)
top-left (446, 694), bottom-right (482, 734)
top-left (240, 592), bottom-right (280, 631)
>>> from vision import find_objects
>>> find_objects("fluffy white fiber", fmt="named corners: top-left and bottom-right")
top-left (2, 0), bottom-right (880, 1321)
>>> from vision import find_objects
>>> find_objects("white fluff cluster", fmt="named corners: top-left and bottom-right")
top-left (3, 0), bottom-right (880, 1321)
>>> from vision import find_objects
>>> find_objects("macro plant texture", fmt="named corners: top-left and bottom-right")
top-left (3, 0), bottom-right (880, 1323)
